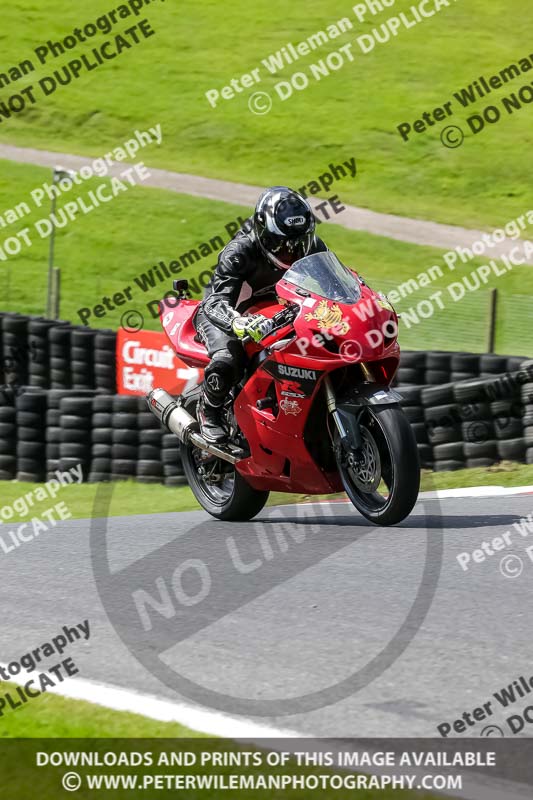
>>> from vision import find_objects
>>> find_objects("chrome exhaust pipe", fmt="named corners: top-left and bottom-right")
top-left (146, 388), bottom-right (239, 465)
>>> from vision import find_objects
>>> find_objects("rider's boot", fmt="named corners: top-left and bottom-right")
top-left (197, 391), bottom-right (227, 444)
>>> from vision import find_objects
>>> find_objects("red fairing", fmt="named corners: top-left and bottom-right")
top-left (160, 298), bottom-right (209, 367)
top-left (160, 266), bottom-right (400, 495)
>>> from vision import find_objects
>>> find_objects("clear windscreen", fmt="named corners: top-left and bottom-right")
top-left (284, 251), bottom-right (361, 303)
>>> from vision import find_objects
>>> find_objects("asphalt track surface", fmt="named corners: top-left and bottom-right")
top-left (1, 491), bottom-right (533, 737)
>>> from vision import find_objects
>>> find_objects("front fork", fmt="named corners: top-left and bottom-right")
top-left (324, 376), bottom-right (363, 454)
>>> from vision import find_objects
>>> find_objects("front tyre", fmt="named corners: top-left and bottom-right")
top-left (180, 392), bottom-right (269, 521)
top-left (335, 405), bottom-right (420, 526)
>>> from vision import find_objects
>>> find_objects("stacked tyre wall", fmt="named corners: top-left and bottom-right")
top-left (1, 372), bottom-right (531, 486)
top-left (398, 363), bottom-right (533, 471)
top-left (394, 350), bottom-right (526, 387)
top-left (0, 310), bottom-right (531, 484)
top-left (1, 312), bottom-right (116, 393)
top-left (0, 311), bottom-right (526, 397)
top-left (0, 389), bottom-right (185, 486)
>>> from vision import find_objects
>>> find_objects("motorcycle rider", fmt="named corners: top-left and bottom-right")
top-left (195, 186), bottom-right (327, 444)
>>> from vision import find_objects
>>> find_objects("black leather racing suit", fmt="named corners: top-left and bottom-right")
top-left (195, 218), bottom-right (326, 406)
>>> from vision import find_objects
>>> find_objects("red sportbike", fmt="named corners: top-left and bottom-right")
top-left (147, 251), bottom-right (419, 525)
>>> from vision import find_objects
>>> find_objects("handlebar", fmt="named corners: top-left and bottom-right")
top-left (241, 303), bottom-right (299, 345)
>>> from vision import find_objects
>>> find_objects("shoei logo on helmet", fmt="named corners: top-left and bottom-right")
top-left (285, 215), bottom-right (306, 227)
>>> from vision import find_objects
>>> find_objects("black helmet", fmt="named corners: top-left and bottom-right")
top-left (254, 186), bottom-right (315, 269)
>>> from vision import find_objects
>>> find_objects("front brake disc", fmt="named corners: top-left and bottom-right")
top-left (348, 428), bottom-right (382, 492)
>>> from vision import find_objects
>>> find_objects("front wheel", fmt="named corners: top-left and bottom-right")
top-left (180, 392), bottom-right (269, 521)
top-left (334, 405), bottom-right (420, 526)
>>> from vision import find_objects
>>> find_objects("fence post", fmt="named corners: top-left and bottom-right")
top-left (51, 266), bottom-right (61, 320)
top-left (486, 288), bottom-right (498, 353)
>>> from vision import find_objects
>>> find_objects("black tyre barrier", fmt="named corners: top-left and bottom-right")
top-left (0, 403), bottom-right (17, 480)
top-left (94, 330), bottom-right (117, 393)
top-left (396, 350), bottom-right (530, 389)
top-left (433, 442), bottom-right (464, 460)
top-left (397, 367), bottom-right (425, 385)
top-left (416, 443), bottom-right (433, 469)
top-left (0, 308), bottom-right (530, 481)
top-left (421, 384), bottom-right (455, 407)
top-left (402, 406), bottom-right (424, 423)
top-left (49, 325), bottom-right (72, 390)
top-left (59, 396), bottom-right (93, 480)
top-left (16, 391), bottom-right (47, 482)
top-left (111, 395), bottom-right (139, 480)
top-left (0, 312), bottom-right (117, 394)
top-left (425, 369), bottom-right (450, 385)
top-left (0, 385), bottom-right (184, 485)
top-left (398, 351), bottom-right (426, 369)
top-left (480, 354), bottom-right (508, 375)
top-left (2, 309), bottom-right (527, 401)
top-left (451, 371), bottom-right (478, 383)
top-left (466, 457), bottom-right (497, 468)
top-left (0, 379), bottom-right (529, 483)
top-left (28, 319), bottom-right (54, 389)
top-left (451, 353), bottom-right (479, 372)
top-left (433, 460), bottom-right (465, 472)
top-left (395, 385), bottom-right (421, 404)
top-left (71, 329), bottom-right (97, 391)
top-left (497, 438), bottom-right (526, 461)
top-left (398, 365), bottom-right (531, 472)
top-left (162, 432), bottom-right (186, 486)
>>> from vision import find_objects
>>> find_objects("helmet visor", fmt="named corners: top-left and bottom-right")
top-left (262, 231), bottom-right (314, 269)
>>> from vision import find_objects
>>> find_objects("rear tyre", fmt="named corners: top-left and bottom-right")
top-left (179, 391), bottom-right (269, 521)
top-left (335, 405), bottom-right (420, 526)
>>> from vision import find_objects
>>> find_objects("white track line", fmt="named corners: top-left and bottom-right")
top-left (419, 485), bottom-right (533, 499)
top-left (2, 665), bottom-right (531, 800)
top-left (293, 485), bottom-right (533, 507)
top-left (0, 664), bottom-right (302, 738)
top-left (3, 488), bottom-right (532, 798)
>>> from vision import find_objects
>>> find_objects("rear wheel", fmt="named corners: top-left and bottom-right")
top-left (335, 405), bottom-right (420, 525)
top-left (179, 392), bottom-right (269, 521)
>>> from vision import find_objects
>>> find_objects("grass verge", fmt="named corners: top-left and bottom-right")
top-left (0, 462), bottom-right (531, 523)
top-left (0, 0), bottom-right (532, 229)
top-left (0, 683), bottom-right (202, 738)
top-left (0, 160), bottom-right (531, 355)
top-left (0, 687), bottom-right (444, 800)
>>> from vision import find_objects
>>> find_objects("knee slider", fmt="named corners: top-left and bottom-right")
top-left (204, 351), bottom-right (235, 400)
top-left (213, 347), bottom-right (244, 381)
